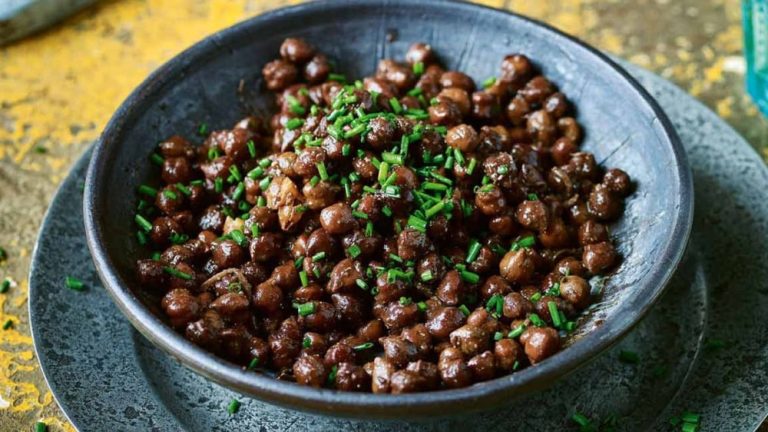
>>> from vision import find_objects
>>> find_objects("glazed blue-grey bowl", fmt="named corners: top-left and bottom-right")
top-left (83, 0), bottom-right (693, 419)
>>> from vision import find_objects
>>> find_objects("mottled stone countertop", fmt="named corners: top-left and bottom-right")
top-left (0, 0), bottom-right (765, 430)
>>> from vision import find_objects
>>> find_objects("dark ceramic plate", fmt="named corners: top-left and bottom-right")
top-left (31, 65), bottom-right (768, 431)
top-left (82, 0), bottom-right (692, 418)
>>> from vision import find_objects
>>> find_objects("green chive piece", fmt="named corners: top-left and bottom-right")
top-left (548, 301), bottom-right (562, 328)
top-left (494, 331), bottom-right (503, 341)
top-left (482, 76), bottom-right (497, 88)
top-left (163, 267), bottom-right (193, 280)
top-left (423, 182), bottom-right (448, 191)
top-left (353, 342), bottom-right (374, 351)
top-left (466, 240), bottom-right (482, 263)
top-left (208, 147), bottom-right (220, 160)
top-left (511, 235), bottom-right (536, 251)
top-left (425, 201), bottom-right (445, 219)
top-left (458, 304), bottom-right (471, 316)
top-left (381, 151), bottom-right (404, 166)
top-left (327, 364), bottom-right (339, 386)
top-left (352, 210), bottom-right (368, 220)
top-left (0, 278), bottom-right (11, 294)
top-left (342, 143), bottom-right (351, 157)
top-left (681, 422), bottom-right (699, 432)
top-left (34, 421), bottom-right (47, 432)
top-left (328, 73), bottom-right (346, 82)
top-left (417, 301), bottom-right (428, 312)
top-left (138, 184), bottom-right (158, 197)
top-left (299, 270), bottom-right (309, 287)
top-left (508, 324), bottom-right (526, 339)
top-left (294, 302), bottom-right (315, 316)
top-left (150, 153), bottom-right (164, 166)
top-left (247, 356), bottom-right (260, 370)
top-left (65, 276), bottom-right (84, 291)
top-left (302, 336), bottom-right (312, 348)
top-left (571, 412), bottom-right (591, 427)
top-left (316, 161), bottom-right (329, 180)
top-left (161, 189), bottom-right (178, 200)
top-left (399, 296), bottom-right (413, 306)
top-left (618, 350), bottom-right (639, 364)
top-left (3, 319), bottom-right (12, 330)
top-left (246, 139), bottom-right (257, 158)
top-left (529, 313), bottom-right (545, 327)
top-left (214, 177), bottom-right (224, 193)
top-left (286, 95), bottom-right (306, 115)
top-left (459, 270), bottom-right (480, 284)
top-left (286, 118), bottom-right (304, 130)
top-left (355, 278), bottom-right (368, 290)
top-left (230, 230), bottom-right (247, 247)
top-left (382, 206), bottom-right (393, 217)
top-left (681, 412), bottom-right (700, 424)
top-left (175, 183), bottom-right (191, 196)
top-left (389, 97), bottom-right (403, 114)
top-left (527, 193), bottom-right (539, 201)
top-left (197, 122), bottom-right (208, 136)
top-left (365, 221), bottom-right (374, 237)
top-left (227, 399), bottom-right (240, 415)
top-left (413, 62), bottom-right (424, 75)
top-left (378, 161), bottom-right (390, 184)
top-left (258, 176), bottom-right (271, 191)
top-left (312, 252), bottom-right (326, 262)
top-left (136, 230), bottom-right (148, 245)
top-left (420, 270), bottom-right (434, 282)
top-left (530, 292), bottom-right (542, 302)
top-left (407, 215), bottom-right (428, 233)
top-left (347, 245), bottom-right (362, 258)
top-left (466, 158), bottom-right (477, 175)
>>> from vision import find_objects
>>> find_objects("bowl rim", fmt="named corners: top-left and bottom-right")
top-left (83, 0), bottom-right (693, 418)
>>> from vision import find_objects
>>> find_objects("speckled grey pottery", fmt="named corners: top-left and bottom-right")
top-left (77, 0), bottom-right (692, 419)
top-left (30, 64), bottom-right (768, 430)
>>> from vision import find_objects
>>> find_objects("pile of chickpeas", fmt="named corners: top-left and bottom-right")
top-left (134, 38), bottom-right (632, 393)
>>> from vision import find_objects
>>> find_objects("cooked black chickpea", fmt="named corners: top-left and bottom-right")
top-left (133, 39), bottom-right (632, 393)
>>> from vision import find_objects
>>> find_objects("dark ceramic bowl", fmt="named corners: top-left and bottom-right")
top-left (83, 0), bottom-right (693, 419)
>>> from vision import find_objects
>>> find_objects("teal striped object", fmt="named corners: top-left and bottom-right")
top-left (743, 0), bottom-right (768, 116)
top-left (0, 0), bottom-right (99, 46)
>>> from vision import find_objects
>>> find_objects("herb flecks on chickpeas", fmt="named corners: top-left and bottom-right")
top-left (134, 38), bottom-right (632, 393)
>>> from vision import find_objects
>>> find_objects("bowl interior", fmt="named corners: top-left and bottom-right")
top-left (85, 0), bottom-right (691, 418)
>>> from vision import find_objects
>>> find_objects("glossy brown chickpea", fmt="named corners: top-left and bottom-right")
top-left (475, 185), bottom-right (507, 216)
top-left (211, 240), bottom-right (245, 269)
top-left (438, 88), bottom-right (471, 116)
top-left (506, 95), bottom-right (530, 126)
top-left (159, 135), bottom-right (193, 158)
top-left (249, 232), bottom-right (283, 262)
top-left (558, 117), bottom-right (582, 143)
top-left (578, 220), bottom-right (609, 245)
top-left (396, 228), bottom-right (431, 261)
top-left (440, 71), bottom-right (475, 92)
top-left (516, 199), bottom-right (550, 231)
top-left (262, 59), bottom-right (298, 91)
top-left (161, 288), bottom-right (201, 328)
top-left (538, 218), bottom-right (571, 249)
top-left (494, 338), bottom-right (524, 371)
top-left (583, 241), bottom-right (617, 274)
top-left (280, 38), bottom-right (314, 63)
top-left (162, 157), bottom-right (192, 184)
top-left (500, 54), bottom-right (533, 84)
top-left (405, 42), bottom-right (435, 65)
top-left (499, 249), bottom-right (536, 284)
top-left (603, 168), bottom-right (632, 196)
top-left (502, 292), bottom-right (534, 321)
top-left (327, 258), bottom-right (364, 293)
top-left (521, 327), bottom-right (560, 364)
top-left (428, 99), bottom-right (463, 127)
top-left (371, 356), bottom-right (396, 394)
top-left (445, 124), bottom-right (479, 152)
top-left (588, 183), bottom-right (623, 221)
top-left (376, 59), bottom-right (415, 91)
top-left (334, 362), bottom-right (370, 392)
top-left (550, 137), bottom-right (578, 166)
top-left (210, 292), bottom-right (250, 324)
top-left (365, 117), bottom-right (396, 150)
top-left (425, 307), bottom-right (466, 340)
top-left (526, 109), bottom-right (557, 146)
top-left (293, 352), bottom-right (327, 388)
top-left (519, 76), bottom-right (555, 105)
top-left (438, 352), bottom-right (472, 389)
top-left (352, 151), bottom-right (378, 181)
top-left (544, 92), bottom-right (569, 118)
top-left (150, 216), bottom-right (184, 247)
top-left (253, 280), bottom-right (284, 314)
top-left (319, 203), bottom-right (357, 235)
top-left (436, 270), bottom-right (464, 306)
top-left (468, 351), bottom-right (497, 381)
top-left (303, 54), bottom-right (331, 84)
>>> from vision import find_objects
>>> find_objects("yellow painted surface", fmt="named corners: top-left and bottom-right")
top-left (0, 0), bottom-right (765, 430)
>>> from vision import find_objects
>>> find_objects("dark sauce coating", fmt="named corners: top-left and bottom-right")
top-left (134, 39), bottom-right (632, 393)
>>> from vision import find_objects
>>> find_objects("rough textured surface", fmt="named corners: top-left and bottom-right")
top-left (29, 66), bottom-right (768, 431)
top-left (0, 0), bottom-right (766, 430)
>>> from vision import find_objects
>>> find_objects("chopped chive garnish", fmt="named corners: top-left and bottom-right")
top-left (214, 177), bottom-right (224, 193)
top-left (571, 412), bottom-right (591, 427)
top-left (150, 153), bottom-right (164, 166)
top-left (65, 276), bottom-right (84, 291)
top-left (399, 296), bottom-right (412, 306)
top-left (527, 193), bottom-right (539, 201)
top-left (175, 183), bottom-right (191, 196)
top-left (227, 399), bottom-right (240, 415)
top-left (135, 214), bottom-right (153, 232)
top-left (494, 331), bottom-right (503, 341)
top-left (302, 336), bottom-right (312, 348)
top-left (342, 143), bottom-right (351, 157)
top-left (164, 267), bottom-right (193, 280)
top-left (382, 206), bottom-right (393, 217)
top-left (352, 210), bottom-right (368, 219)
top-left (328, 73), bottom-right (346, 82)
top-left (453, 148), bottom-right (465, 166)
top-left (425, 201), bottom-right (445, 218)
top-left (0, 278), bottom-right (10, 293)
top-left (208, 147), bottom-right (220, 160)
top-left (548, 301), bottom-right (562, 328)
top-left (258, 176), bottom-right (271, 191)
top-left (299, 270), bottom-right (309, 287)
top-left (466, 158), bottom-right (477, 175)
top-left (286, 118), bottom-right (304, 130)
top-left (407, 215), bottom-right (428, 233)
top-left (355, 278), bottom-right (368, 290)
top-left (136, 230), bottom-right (148, 245)
top-left (497, 165), bottom-right (509, 174)
top-left (511, 235), bottom-right (536, 251)
top-left (429, 171), bottom-right (453, 185)
top-left (353, 342), bottom-right (374, 351)
top-left (232, 182), bottom-right (245, 201)
top-left (230, 230), bottom-right (247, 247)
top-left (618, 350), bottom-right (639, 364)
top-left (389, 97), bottom-right (403, 114)
top-left (407, 87), bottom-right (423, 97)
top-left (246, 139), bottom-right (257, 158)
top-left (482, 76), bottom-right (497, 88)
top-left (197, 122), bottom-right (208, 136)
top-left (247, 356), bottom-right (260, 369)
top-left (466, 240), bottom-right (481, 263)
top-left (316, 161), bottom-right (329, 180)
top-left (529, 313), bottom-right (545, 327)
top-left (420, 270), bottom-right (434, 282)
top-left (459, 270), bottom-right (480, 284)
top-left (347, 244), bottom-right (362, 258)
top-left (378, 161), bottom-right (390, 184)
top-left (327, 364), bottom-right (339, 386)
top-left (417, 301), bottom-right (428, 312)
top-left (681, 412), bottom-right (700, 424)
top-left (423, 182), bottom-right (448, 191)
top-left (344, 123), bottom-right (366, 138)
top-left (365, 221), bottom-right (374, 237)
top-left (530, 292), bottom-right (542, 302)
top-left (34, 421), bottom-right (47, 432)
top-left (138, 184), bottom-right (158, 197)
top-left (161, 189), bottom-right (178, 200)
top-left (3, 319), bottom-right (12, 330)
top-left (508, 324), bottom-right (526, 339)
top-left (229, 165), bottom-right (242, 182)
top-left (458, 304), bottom-right (471, 316)
top-left (294, 302), bottom-right (315, 316)
top-left (286, 95), bottom-right (306, 115)
top-left (312, 252), bottom-right (326, 262)
top-left (381, 151), bottom-right (404, 166)
top-left (413, 62), bottom-right (424, 75)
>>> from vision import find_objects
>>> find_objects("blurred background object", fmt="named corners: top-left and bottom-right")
top-left (743, 0), bottom-right (768, 116)
top-left (0, 0), bottom-right (100, 45)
